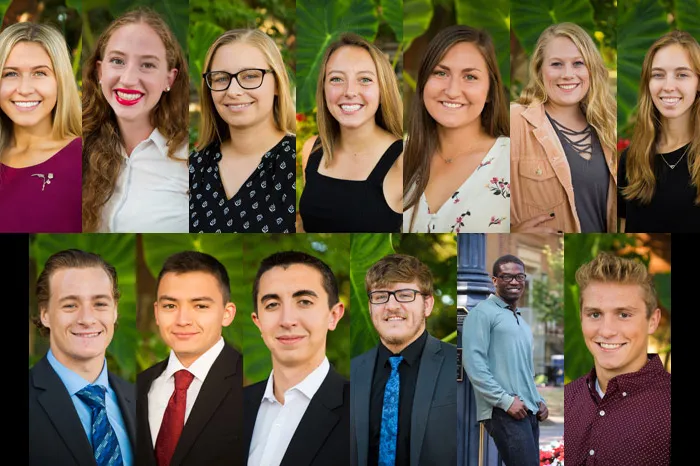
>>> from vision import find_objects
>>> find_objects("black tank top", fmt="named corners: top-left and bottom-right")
top-left (299, 139), bottom-right (403, 232)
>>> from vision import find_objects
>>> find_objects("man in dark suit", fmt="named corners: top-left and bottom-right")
top-left (29, 249), bottom-right (136, 466)
top-left (136, 251), bottom-right (243, 466)
top-left (351, 254), bottom-right (457, 466)
top-left (243, 251), bottom-right (349, 466)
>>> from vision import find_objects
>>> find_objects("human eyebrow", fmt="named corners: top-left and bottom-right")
top-left (260, 293), bottom-right (281, 303)
top-left (292, 290), bottom-right (319, 299)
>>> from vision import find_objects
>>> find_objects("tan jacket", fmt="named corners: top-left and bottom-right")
top-left (510, 102), bottom-right (617, 233)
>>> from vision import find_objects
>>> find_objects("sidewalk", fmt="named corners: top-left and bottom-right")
top-left (537, 385), bottom-right (564, 448)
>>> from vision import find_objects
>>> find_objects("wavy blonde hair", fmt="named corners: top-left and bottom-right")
top-left (314, 33), bottom-right (403, 165)
top-left (622, 30), bottom-right (700, 204)
top-left (82, 7), bottom-right (189, 232)
top-left (0, 22), bottom-right (81, 155)
top-left (403, 25), bottom-right (509, 231)
top-left (197, 29), bottom-right (295, 150)
top-left (517, 22), bottom-right (616, 153)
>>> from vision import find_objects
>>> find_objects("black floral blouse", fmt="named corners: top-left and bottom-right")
top-left (189, 135), bottom-right (296, 233)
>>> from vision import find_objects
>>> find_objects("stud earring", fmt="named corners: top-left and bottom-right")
top-left (165, 86), bottom-right (171, 92)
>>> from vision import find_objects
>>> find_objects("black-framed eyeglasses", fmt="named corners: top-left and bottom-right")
top-left (368, 289), bottom-right (425, 304)
top-left (203, 68), bottom-right (274, 91)
top-left (496, 273), bottom-right (527, 283)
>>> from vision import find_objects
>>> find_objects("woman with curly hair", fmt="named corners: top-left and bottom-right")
top-left (511, 22), bottom-right (617, 233)
top-left (619, 30), bottom-right (700, 232)
top-left (0, 22), bottom-right (81, 232)
top-left (82, 7), bottom-right (189, 232)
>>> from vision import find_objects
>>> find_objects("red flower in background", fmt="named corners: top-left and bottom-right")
top-left (617, 138), bottom-right (630, 152)
top-left (296, 113), bottom-right (305, 122)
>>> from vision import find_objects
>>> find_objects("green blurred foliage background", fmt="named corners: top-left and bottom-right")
top-left (563, 233), bottom-right (671, 383)
top-left (617, 0), bottom-right (700, 141)
top-left (295, 0), bottom-right (402, 213)
top-left (189, 0), bottom-right (296, 150)
top-left (28, 233), bottom-right (455, 386)
top-left (1, 0), bottom-right (81, 90)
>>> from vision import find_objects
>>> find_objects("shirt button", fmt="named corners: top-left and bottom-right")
top-left (622, 392), bottom-right (627, 397)
top-left (599, 410), bottom-right (605, 416)
top-left (589, 450), bottom-right (595, 456)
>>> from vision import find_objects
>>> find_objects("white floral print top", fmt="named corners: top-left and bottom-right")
top-left (403, 136), bottom-right (510, 233)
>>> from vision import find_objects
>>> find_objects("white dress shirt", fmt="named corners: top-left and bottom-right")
top-left (403, 136), bottom-right (511, 233)
top-left (248, 357), bottom-right (330, 466)
top-left (101, 128), bottom-right (189, 232)
top-left (148, 337), bottom-right (225, 446)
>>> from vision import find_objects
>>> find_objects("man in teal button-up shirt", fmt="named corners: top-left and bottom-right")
top-left (463, 254), bottom-right (547, 466)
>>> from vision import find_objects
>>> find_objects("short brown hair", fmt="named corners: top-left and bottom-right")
top-left (32, 249), bottom-right (120, 337)
top-left (575, 251), bottom-right (657, 318)
top-left (364, 254), bottom-right (434, 295)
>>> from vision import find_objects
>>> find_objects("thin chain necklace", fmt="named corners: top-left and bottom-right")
top-left (659, 147), bottom-right (688, 170)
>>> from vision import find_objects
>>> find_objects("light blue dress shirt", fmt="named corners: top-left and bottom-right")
top-left (462, 294), bottom-right (546, 422)
top-left (47, 349), bottom-right (133, 466)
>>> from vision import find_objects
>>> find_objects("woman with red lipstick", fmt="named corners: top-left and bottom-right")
top-left (298, 33), bottom-right (403, 233)
top-left (619, 30), bottom-right (700, 232)
top-left (82, 7), bottom-right (189, 232)
top-left (0, 22), bottom-right (82, 233)
top-left (402, 25), bottom-right (511, 233)
top-left (190, 29), bottom-right (296, 233)
top-left (510, 22), bottom-right (617, 233)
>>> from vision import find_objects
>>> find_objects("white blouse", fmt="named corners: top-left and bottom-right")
top-left (403, 136), bottom-right (510, 233)
top-left (100, 128), bottom-right (189, 232)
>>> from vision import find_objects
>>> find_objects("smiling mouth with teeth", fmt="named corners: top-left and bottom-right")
top-left (340, 104), bottom-right (363, 112)
top-left (14, 101), bottom-right (40, 108)
top-left (72, 331), bottom-right (103, 338)
top-left (440, 101), bottom-right (464, 108)
top-left (557, 84), bottom-right (579, 90)
top-left (597, 342), bottom-right (625, 350)
top-left (385, 315), bottom-right (406, 321)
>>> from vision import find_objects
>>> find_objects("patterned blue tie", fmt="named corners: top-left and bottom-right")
top-left (379, 355), bottom-right (403, 466)
top-left (76, 385), bottom-right (124, 466)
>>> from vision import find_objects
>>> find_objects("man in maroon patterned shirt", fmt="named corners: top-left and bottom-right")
top-left (565, 252), bottom-right (671, 465)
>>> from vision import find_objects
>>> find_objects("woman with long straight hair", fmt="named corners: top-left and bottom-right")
top-left (0, 22), bottom-right (81, 232)
top-left (619, 30), bottom-right (700, 232)
top-left (403, 25), bottom-right (510, 233)
top-left (298, 32), bottom-right (403, 233)
top-left (511, 22), bottom-right (617, 233)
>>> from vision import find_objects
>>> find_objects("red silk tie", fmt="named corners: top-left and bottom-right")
top-left (155, 370), bottom-right (195, 466)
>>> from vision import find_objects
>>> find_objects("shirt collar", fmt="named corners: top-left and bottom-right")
top-left (262, 357), bottom-right (330, 404)
top-left (163, 337), bottom-right (225, 383)
top-left (119, 127), bottom-right (169, 159)
top-left (378, 329), bottom-right (428, 367)
top-left (47, 348), bottom-right (111, 395)
top-left (586, 353), bottom-right (666, 397)
top-left (488, 293), bottom-right (521, 314)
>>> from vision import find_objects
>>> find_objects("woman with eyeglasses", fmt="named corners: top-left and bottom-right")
top-left (190, 29), bottom-right (296, 233)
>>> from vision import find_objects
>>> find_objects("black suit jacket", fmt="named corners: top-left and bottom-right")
top-left (243, 366), bottom-right (350, 466)
top-left (29, 354), bottom-right (136, 466)
top-left (136, 342), bottom-right (244, 466)
top-left (350, 334), bottom-right (457, 466)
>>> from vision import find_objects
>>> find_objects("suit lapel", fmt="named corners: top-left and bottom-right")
top-left (171, 344), bottom-right (240, 464)
top-left (410, 336), bottom-right (443, 466)
top-left (353, 349), bottom-right (376, 466)
top-left (33, 356), bottom-right (96, 466)
top-left (280, 369), bottom-right (345, 466)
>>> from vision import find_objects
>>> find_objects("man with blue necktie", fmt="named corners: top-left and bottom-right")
top-left (351, 254), bottom-right (457, 466)
top-left (29, 249), bottom-right (136, 466)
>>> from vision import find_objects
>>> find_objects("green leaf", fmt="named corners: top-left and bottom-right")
top-left (108, 0), bottom-right (190, 53)
top-left (65, 0), bottom-right (82, 15)
top-left (381, 0), bottom-right (403, 43)
top-left (653, 272), bottom-right (671, 313)
top-left (189, 21), bottom-right (225, 95)
top-left (32, 234), bottom-right (138, 380)
top-left (349, 234), bottom-right (396, 357)
top-left (617, 0), bottom-right (669, 131)
top-left (511, 0), bottom-right (596, 57)
top-left (676, 0), bottom-right (700, 39)
top-left (296, 0), bottom-right (379, 114)
top-left (403, 0), bottom-right (433, 52)
top-left (455, 0), bottom-right (510, 88)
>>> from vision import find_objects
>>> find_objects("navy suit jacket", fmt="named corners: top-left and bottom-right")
top-left (136, 342), bottom-right (244, 466)
top-left (350, 334), bottom-right (457, 466)
top-left (243, 366), bottom-right (350, 466)
top-left (29, 354), bottom-right (136, 466)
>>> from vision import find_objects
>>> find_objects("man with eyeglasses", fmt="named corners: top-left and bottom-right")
top-left (462, 254), bottom-right (547, 466)
top-left (351, 254), bottom-right (456, 466)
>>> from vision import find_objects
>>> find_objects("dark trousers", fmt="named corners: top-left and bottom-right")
top-left (483, 408), bottom-right (539, 466)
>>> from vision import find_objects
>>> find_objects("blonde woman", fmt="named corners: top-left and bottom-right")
top-left (619, 30), bottom-right (700, 232)
top-left (298, 33), bottom-right (403, 233)
top-left (82, 7), bottom-right (189, 232)
top-left (0, 22), bottom-right (81, 232)
top-left (511, 22), bottom-right (617, 233)
top-left (190, 29), bottom-right (296, 233)
top-left (403, 25), bottom-right (510, 233)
